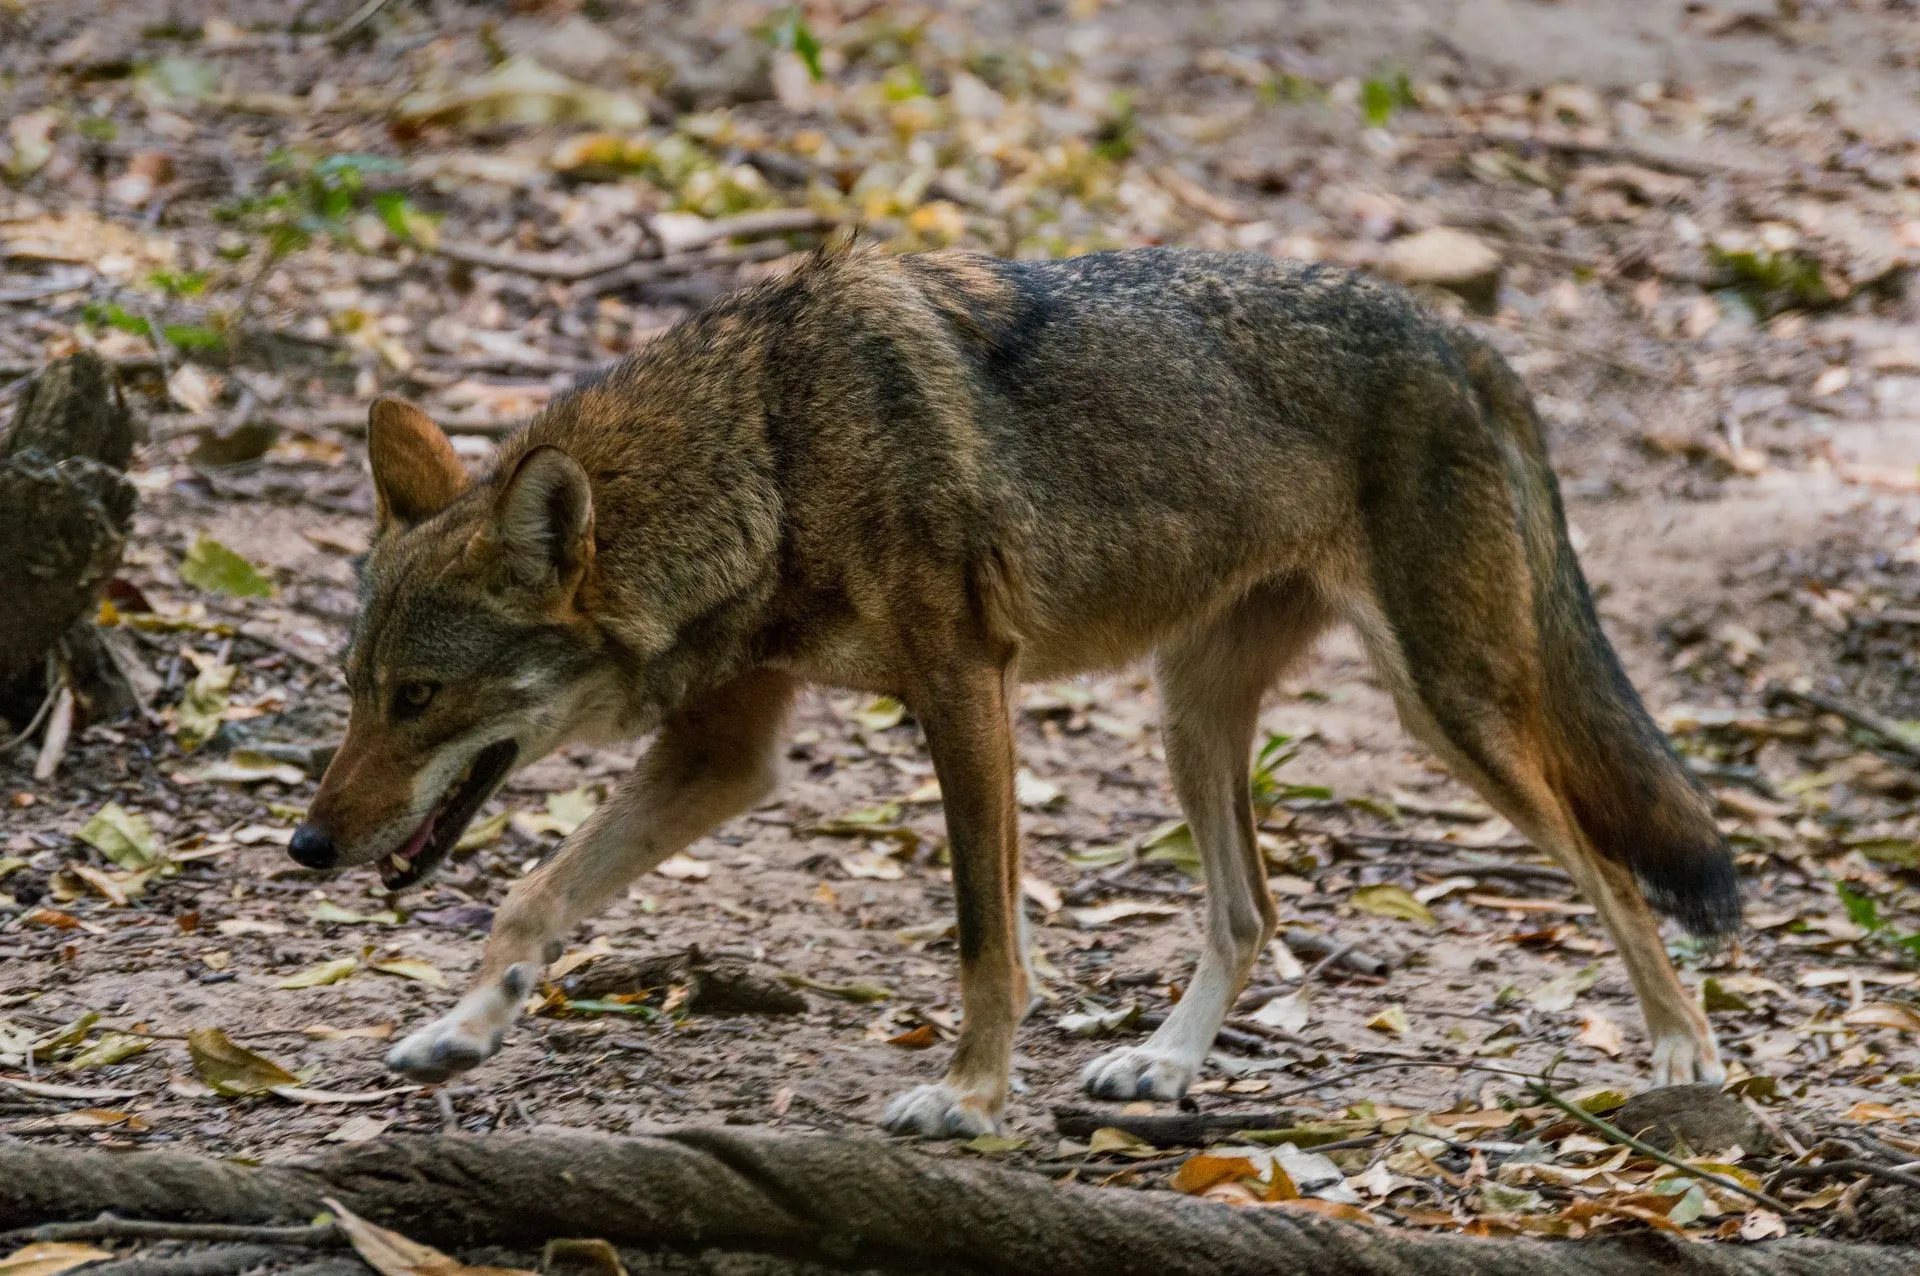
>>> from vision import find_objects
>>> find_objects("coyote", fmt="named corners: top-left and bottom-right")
top-left (289, 243), bottom-right (1737, 1137)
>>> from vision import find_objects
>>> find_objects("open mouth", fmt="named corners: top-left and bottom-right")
top-left (379, 740), bottom-right (518, 892)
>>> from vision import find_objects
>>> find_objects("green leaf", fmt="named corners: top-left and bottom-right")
top-left (149, 269), bottom-right (211, 297)
top-left (851, 696), bottom-right (905, 733)
top-left (76, 802), bottom-right (163, 869)
top-left (162, 323), bottom-right (224, 351)
top-left (1360, 73), bottom-right (1414, 128)
top-left (144, 56), bottom-right (218, 101)
top-left (767, 7), bottom-right (824, 81)
top-left (1138, 819), bottom-right (1200, 876)
top-left (172, 653), bottom-right (235, 752)
top-left (180, 535), bottom-right (272, 598)
top-left (1836, 880), bottom-right (1883, 932)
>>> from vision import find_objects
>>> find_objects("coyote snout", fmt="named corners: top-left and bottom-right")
top-left (289, 397), bottom-right (627, 892)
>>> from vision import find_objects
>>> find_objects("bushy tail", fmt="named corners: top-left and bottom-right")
top-left (1459, 335), bottom-right (1739, 938)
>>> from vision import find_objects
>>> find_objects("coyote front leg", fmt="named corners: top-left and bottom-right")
top-left (387, 669), bottom-right (794, 1081)
top-left (881, 656), bottom-right (1026, 1137)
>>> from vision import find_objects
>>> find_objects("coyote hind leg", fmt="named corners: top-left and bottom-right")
top-left (1084, 580), bottom-right (1331, 1100)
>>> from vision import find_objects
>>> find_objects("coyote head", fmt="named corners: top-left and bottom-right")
top-left (289, 399), bottom-right (620, 890)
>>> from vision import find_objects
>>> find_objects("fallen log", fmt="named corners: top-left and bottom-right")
top-left (0, 1130), bottom-right (1912, 1275)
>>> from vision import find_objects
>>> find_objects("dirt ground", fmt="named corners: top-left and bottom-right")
top-left (8, 0), bottom-right (1920, 1248)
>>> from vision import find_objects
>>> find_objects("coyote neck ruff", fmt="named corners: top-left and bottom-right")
top-left (292, 243), bottom-right (1739, 1138)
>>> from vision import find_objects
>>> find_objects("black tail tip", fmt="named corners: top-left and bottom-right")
top-left (1638, 849), bottom-right (1741, 940)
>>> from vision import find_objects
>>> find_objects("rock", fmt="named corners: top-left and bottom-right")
top-left (1611, 1083), bottom-right (1769, 1156)
top-left (1379, 227), bottom-right (1502, 312)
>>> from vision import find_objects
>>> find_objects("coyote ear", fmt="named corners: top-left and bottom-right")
top-left (482, 445), bottom-right (594, 595)
top-left (368, 397), bottom-right (467, 532)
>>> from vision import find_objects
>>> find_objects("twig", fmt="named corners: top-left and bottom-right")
top-left (576, 238), bottom-right (799, 298)
top-left (327, 0), bottom-right (395, 46)
top-left (1302, 942), bottom-right (1357, 986)
top-left (134, 299), bottom-right (176, 392)
top-left (0, 658), bottom-right (60, 753)
top-left (1035, 1153), bottom-right (1192, 1174)
top-left (152, 405), bottom-right (520, 441)
top-left (1133, 1011), bottom-right (1268, 1054)
top-left (16, 1217), bottom-right (341, 1247)
top-left (1053, 1106), bottom-right (1300, 1146)
top-left (1452, 128), bottom-right (1765, 181)
top-left (1262, 1058), bottom-right (1549, 1104)
top-left (77, 1245), bottom-right (310, 1276)
top-left (433, 230), bottom-right (651, 282)
top-left (1764, 683), bottom-right (1920, 765)
top-left (1282, 928), bottom-right (1388, 978)
top-left (1527, 1080), bottom-right (1795, 1213)
top-left (1768, 1158), bottom-right (1920, 1197)
top-left (31, 676), bottom-right (74, 782)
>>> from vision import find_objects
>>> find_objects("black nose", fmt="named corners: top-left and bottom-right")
top-left (288, 824), bottom-right (337, 869)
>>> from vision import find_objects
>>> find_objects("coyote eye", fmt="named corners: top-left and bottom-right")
top-left (395, 681), bottom-right (438, 715)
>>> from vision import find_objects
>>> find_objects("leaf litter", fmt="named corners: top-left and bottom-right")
top-left (4, 0), bottom-right (1920, 1254)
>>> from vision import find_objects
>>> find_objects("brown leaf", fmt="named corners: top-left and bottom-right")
top-left (0, 1244), bottom-right (116, 1276)
top-left (187, 1027), bottom-right (299, 1096)
top-left (325, 1198), bottom-right (534, 1276)
top-left (885, 1024), bottom-right (938, 1050)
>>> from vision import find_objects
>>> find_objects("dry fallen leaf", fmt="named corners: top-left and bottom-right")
top-left (324, 1197), bottom-right (534, 1276)
top-left (1367, 1004), bottom-right (1410, 1035)
top-left (886, 1024), bottom-right (939, 1049)
top-left (0, 1244), bottom-right (116, 1276)
top-left (277, 957), bottom-right (358, 990)
top-left (1068, 899), bottom-right (1182, 928)
top-left (368, 958), bottom-right (449, 989)
top-left (1843, 1001), bottom-right (1920, 1034)
top-left (187, 1026), bottom-right (300, 1096)
top-left (1575, 1009), bottom-right (1624, 1057)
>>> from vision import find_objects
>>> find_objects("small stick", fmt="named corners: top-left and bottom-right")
top-left (1765, 683), bottom-right (1920, 765)
top-left (31, 678), bottom-right (74, 781)
top-left (1768, 1158), bottom-right (1920, 1197)
top-left (1261, 1058), bottom-right (1551, 1105)
top-left (16, 1217), bottom-right (340, 1247)
top-left (1053, 1106), bottom-right (1299, 1146)
top-left (0, 663), bottom-right (59, 752)
top-left (1527, 1081), bottom-right (1795, 1214)
top-left (327, 0), bottom-right (395, 46)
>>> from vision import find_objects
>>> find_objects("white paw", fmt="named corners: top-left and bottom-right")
top-left (386, 1013), bottom-right (504, 1083)
top-left (1081, 1044), bottom-right (1197, 1101)
top-left (1651, 1028), bottom-right (1724, 1086)
top-left (879, 1083), bottom-right (1000, 1139)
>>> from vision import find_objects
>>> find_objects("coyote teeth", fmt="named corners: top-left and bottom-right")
top-left (391, 853), bottom-right (411, 870)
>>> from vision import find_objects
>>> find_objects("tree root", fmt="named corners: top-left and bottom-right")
top-left (0, 1129), bottom-right (1915, 1274)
